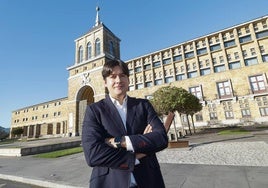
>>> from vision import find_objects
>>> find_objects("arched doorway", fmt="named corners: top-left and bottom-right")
top-left (76, 86), bottom-right (94, 136)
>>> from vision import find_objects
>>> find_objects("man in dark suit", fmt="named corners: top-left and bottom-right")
top-left (82, 59), bottom-right (168, 188)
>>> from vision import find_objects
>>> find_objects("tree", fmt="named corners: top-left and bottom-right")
top-left (11, 127), bottom-right (24, 138)
top-left (150, 85), bottom-right (182, 115)
top-left (151, 85), bottom-right (202, 137)
top-left (150, 86), bottom-right (190, 139)
top-left (181, 93), bottom-right (203, 134)
top-left (0, 127), bottom-right (9, 140)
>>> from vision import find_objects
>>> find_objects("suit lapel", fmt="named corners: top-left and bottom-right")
top-left (126, 97), bottom-right (137, 134)
top-left (104, 95), bottom-right (127, 134)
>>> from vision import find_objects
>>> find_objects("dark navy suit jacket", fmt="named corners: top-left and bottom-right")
top-left (82, 95), bottom-right (168, 188)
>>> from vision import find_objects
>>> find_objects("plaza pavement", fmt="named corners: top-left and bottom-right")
top-left (0, 128), bottom-right (268, 188)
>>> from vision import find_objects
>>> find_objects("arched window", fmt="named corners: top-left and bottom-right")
top-left (95, 38), bottom-right (101, 56)
top-left (87, 42), bottom-right (92, 60)
top-left (109, 41), bottom-right (114, 56)
top-left (78, 45), bottom-right (83, 63)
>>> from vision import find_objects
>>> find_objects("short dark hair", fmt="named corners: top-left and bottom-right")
top-left (102, 59), bottom-right (129, 80)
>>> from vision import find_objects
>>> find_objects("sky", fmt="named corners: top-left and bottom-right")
top-left (0, 0), bottom-right (268, 128)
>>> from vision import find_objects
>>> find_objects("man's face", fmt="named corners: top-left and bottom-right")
top-left (104, 66), bottom-right (129, 99)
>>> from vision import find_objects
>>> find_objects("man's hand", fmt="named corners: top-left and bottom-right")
top-left (105, 138), bottom-right (116, 148)
top-left (143, 124), bottom-right (152, 134)
top-left (135, 124), bottom-right (152, 159)
top-left (105, 124), bottom-right (152, 150)
top-left (136, 153), bottom-right (146, 159)
top-left (105, 137), bottom-right (126, 149)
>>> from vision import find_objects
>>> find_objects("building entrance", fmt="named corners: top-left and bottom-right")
top-left (76, 86), bottom-right (94, 136)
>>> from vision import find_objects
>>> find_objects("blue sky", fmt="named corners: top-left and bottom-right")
top-left (0, 0), bottom-right (267, 128)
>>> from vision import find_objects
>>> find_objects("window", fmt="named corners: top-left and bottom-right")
top-left (249, 75), bottom-right (266, 94)
top-left (214, 65), bottom-right (225, 73)
top-left (250, 48), bottom-right (256, 56)
top-left (242, 50), bottom-right (247, 57)
top-left (165, 76), bottom-right (174, 83)
top-left (224, 40), bottom-right (236, 48)
top-left (239, 35), bottom-right (252, 43)
top-left (136, 83), bottom-right (143, 89)
top-left (256, 30), bottom-right (268, 39)
top-left (237, 29), bottom-right (242, 36)
top-left (195, 113), bottom-right (203, 121)
top-left (155, 79), bottom-right (163, 85)
top-left (95, 38), bottom-right (101, 56)
top-left (129, 85), bottom-right (135, 91)
top-left (260, 107), bottom-right (268, 116)
top-left (227, 54), bottom-right (232, 61)
top-left (163, 58), bottom-right (171, 65)
top-left (109, 41), bottom-right (114, 56)
top-left (245, 57), bottom-right (258, 66)
top-left (262, 21), bottom-right (267, 28)
top-left (187, 71), bottom-right (198, 78)
top-left (87, 42), bottom-right (92, 59)
top-left (193, 63), bottom-right (197, 70)
top-left (78, 46), bottom-right (83, 63)
top-left (173, 55), bottom-right (182, 62)
top-left (241, 109), bottom-right (251, 117)
top-left (234, 52), bottom-right (239, 59)
top-left (262, 54), bottom-right (268, 62)
top-left (212, 58), bottom-right (217, 65)
top-left (189, 86), bottom-right (202, 99)
top-left (245, 26), bottom-right (250, 33)
top-left (144, 64), bottom-right (151, 70)
top-left (217, 80), bottom-right (232, 98)
top-left (229, 61), bottom-right (241, 69)
top-left (209, 112), bottom-right (218, 120)
top-left (210, 44), bottom-right (221, 51)
top-left (145, 81), bottom-right (153, 87)
top-left (200, 68), bottom-right (211, 76)
top-left (253, 23), bottom-right (258, 31)
top-left (225, 111), bottom-right (234, 119)
top-left (197, 48), bottom-right (207, 55)
top-left (153, 61), bottom-right (161, 68)
top-left (260, 46), bottom-right (265, 54)
top-left (219, 56), bottom-right (224, 63)
top-left (176, 74), bottom-right (186, 81)
top-left (135, 67), bottom-right (142, 73)
top-left (199, 61), bottom-right (203, 68)
top-left (185, 51), bottom-right (194, 59)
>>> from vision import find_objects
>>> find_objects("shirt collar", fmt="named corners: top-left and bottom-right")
top-left (109, 95), bottom-right (128, 106)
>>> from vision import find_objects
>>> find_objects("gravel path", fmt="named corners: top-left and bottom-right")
top-left (157, 141), bottom-right (268, 166)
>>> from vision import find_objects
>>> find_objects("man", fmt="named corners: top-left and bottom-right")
top-left (82, 59), bottom-right (168, 188)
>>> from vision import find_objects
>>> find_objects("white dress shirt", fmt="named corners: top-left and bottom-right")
top-left (110, 95), bottom-right (137, 187)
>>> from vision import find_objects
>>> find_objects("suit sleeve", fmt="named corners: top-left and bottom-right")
top-left (82, 105), bottom-right (135, 171)
top-left (129, 100), bottom-right (168, 154)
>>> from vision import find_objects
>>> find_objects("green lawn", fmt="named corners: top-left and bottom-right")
top-left (0, 138), bottom-right (18, 145)
top-left (35, 147), bottom-right (83, 158)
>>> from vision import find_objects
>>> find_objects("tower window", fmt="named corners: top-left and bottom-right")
top-left (109, 41), bottom-right (114, 56)
top-left (87, 42), bottom-right (92, 59)
top-left (95, 38), bottom-right (101, 56)
top-left (78, 45), bottom-right (83, 63)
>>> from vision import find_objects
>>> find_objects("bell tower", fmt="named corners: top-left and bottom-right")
top-left (66, 6), bottom-right (121, 136)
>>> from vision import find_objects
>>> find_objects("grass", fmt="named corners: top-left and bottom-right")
top-left (255, 125), bottom-right (268, 129)
top-left (218, 128), bottom-right (250, 135)
top-left (35, 147), bottom-right (83, 158)
top-left (0, 138), bottom-right (18, 145)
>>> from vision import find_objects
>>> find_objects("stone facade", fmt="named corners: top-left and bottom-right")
top-left (10, 12), bottom-right (268, 140)
top-left (11, 97), bottom-right (69, 138)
